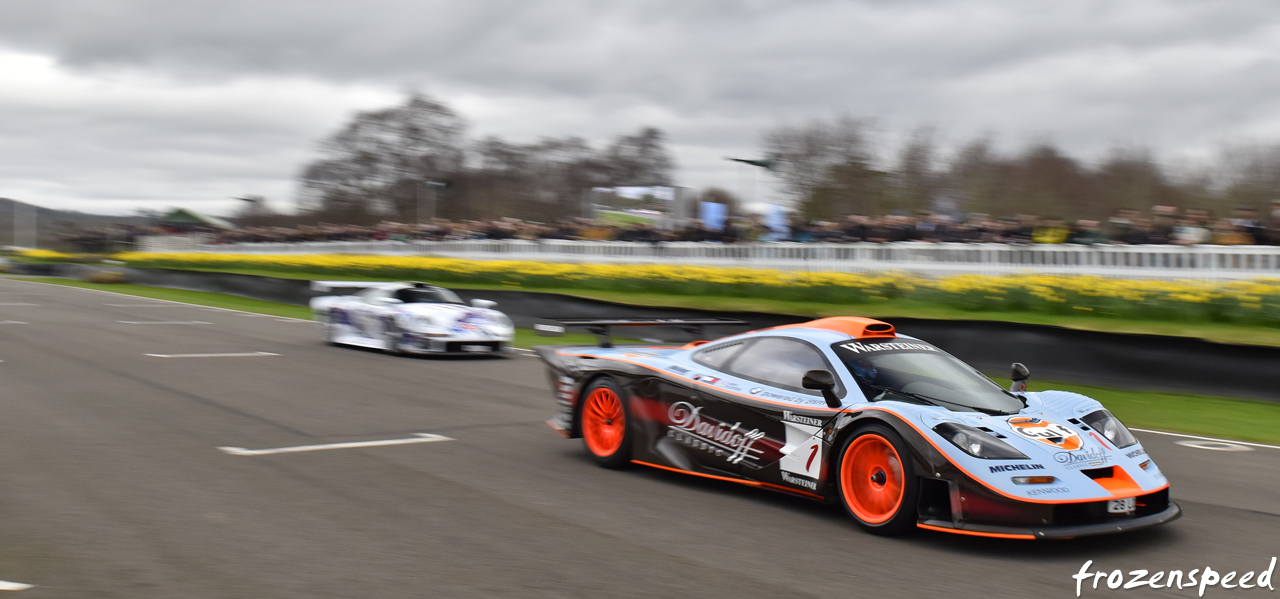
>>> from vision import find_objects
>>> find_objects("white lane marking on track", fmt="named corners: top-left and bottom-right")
top-left (1174, 440), bottom-right (1254, 452)
top-left (1133, 428), bottom-right (1280, 450)
top-left (8, 279), bottom-right (541, 352)
top-left (6, 281), bottom-right (306, 319)
top-left (0, 321), bottom-right (27, 325)
top-left (118, 320), bottom-right (213, 325)
top-left (218, 433), bottom-right (453, 456)
top-left (146, 352), bottom-right (279, 358)
top-left (0, 579), bottom-right (33, 591)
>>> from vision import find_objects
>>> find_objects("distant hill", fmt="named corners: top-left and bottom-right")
top-left (0, 197), bottom-right (149, 248)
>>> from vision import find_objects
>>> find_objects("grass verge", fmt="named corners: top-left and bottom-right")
top-left (108, 265), bottom-right (1280, 348)
top-left (9, 276), bottom-right (1279, 444)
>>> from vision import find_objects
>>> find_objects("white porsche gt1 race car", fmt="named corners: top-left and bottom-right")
top-left (310, 281), bottom-right (514, 355)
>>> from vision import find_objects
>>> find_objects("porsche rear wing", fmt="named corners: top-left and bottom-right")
top-left (533, 317), bottom-right (748, 348)
top-left (311, 280), bottom-right (447, 293)
top-left (311, 281), bottom-right (399, 292)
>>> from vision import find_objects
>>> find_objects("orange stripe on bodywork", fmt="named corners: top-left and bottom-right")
top-left (559, 352), bottom-right (1168, 505)
top-left (1092, 466), bottom-right (1142, 497)
top-left (631, 460), bottom-right (825, 500)
top-left (916, 523), bottom-right (1037, 540)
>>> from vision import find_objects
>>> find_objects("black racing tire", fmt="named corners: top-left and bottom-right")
top-left (383, 326), bottom-right (407, 356)
top-left (577, 377), bottom-right (633, 469)
top-left (835, 423), bottom-right (920, 535)
top-left (319, 311), bottom-right (339, 345)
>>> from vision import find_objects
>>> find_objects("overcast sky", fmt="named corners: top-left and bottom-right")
top-left (3, 0), bottom-right (1280, 216)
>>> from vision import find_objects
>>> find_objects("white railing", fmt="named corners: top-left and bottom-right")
top-left (143, 237), bottom-right (1280, 279)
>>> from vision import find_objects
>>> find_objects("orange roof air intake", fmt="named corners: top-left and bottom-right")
top-left (772, 316), bottom-right (897, 339)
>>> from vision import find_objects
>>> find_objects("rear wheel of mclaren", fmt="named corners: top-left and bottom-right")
top-left (836, 424), bottom-right (919, 535)
top-left (579, 377), bottom-right (632, 469)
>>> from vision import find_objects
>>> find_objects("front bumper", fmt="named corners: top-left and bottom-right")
top-left (919, 502), bottom-right (1181, 539)
top-left (402, 338), bottom-right (510, 355)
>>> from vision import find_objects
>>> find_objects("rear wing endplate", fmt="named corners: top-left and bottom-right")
top-left (533, 318), bottom-right (748, 348)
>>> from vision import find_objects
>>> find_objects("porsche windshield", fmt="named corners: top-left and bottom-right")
top-left (831, 339), bottom-right (1022, 414)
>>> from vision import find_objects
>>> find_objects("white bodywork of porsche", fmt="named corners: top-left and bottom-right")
top-left (309, 281), bottom-right (514, 355)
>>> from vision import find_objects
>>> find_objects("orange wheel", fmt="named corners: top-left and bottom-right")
top-left (579, 378), bottom-right (631, 468)
top-left (837, 425), bottom-right (918, 534)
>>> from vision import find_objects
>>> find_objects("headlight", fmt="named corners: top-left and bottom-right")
top-left (933, 422), bottom-right (1029, 460)
top-left (1081, 410), bottom-right (1137, 448)
top-left (408, 316), bottom-right (435, 330)
top-left (490, 313), bottom-right (513, 328)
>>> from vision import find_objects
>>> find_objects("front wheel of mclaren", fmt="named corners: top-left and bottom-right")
top-left (578, 377), bottom-right (632, 469)
top-left (837, 424), bottom-right (920, 535)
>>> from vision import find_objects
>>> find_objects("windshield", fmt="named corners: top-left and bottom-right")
top-left (831, 339), bottom-right (1023, 414)
top-left (393, 287), bottom-right (464, 305)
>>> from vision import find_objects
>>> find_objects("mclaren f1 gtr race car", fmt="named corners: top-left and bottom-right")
top-left (534, 316), bottom-right (1179, 539)
top-left (310, 281), bottom-right (514, 355)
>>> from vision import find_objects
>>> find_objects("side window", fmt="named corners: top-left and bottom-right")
top-left (692, 340), bottom-right (748, 369)
top-left (725, 337), bottom-right (833, 394)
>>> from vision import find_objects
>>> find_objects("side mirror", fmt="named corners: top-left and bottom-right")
top-left (802, 369), bottom-right (842, 409)
top-left (471, 299), bottom-right (497, 309)
top-left (1010, 362), bottom-right (1030, 393)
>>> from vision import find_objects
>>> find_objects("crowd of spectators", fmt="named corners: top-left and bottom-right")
top-left (208, 203), bottom-right (1280, 247)
top-left (56, 202), bottom-right (1280, 252)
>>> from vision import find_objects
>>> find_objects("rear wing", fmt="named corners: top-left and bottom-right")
top-left (311, 281), bottom-right (398, 293)
top-left (533, 317), bottom-right (748, 348)
top-left (311, 281), bottom-right (443, 293)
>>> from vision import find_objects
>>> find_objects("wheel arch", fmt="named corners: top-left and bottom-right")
top-left (827, 410), bottom-right (939, 499)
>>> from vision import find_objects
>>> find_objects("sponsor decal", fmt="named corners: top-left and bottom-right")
top-left (989, 463), bottom-right (1046, 473)
top-left (780, 471), bottom-right (819, 491)
top-left (754, 389), bottom-right (809, 403)
top-left (667, 365), bottom-right (691, 375)
top-left (533, 323), bottom-right (565, 334)
top-left (1026, 486), bottom-right (1071, 496)
top-left (1054, 448), bottom-right (1111, 467)
top-left (1007, 416), bottom-right (1084, 451)
top-left (692, 374), bottom-right (720, 384)
top-left (667, 401), bottom-right (766, 465)
top-left (1125, 448), bottom-right (1147, 459)
top-left (838, 341), bottom-right (937, 354)
top-left (749, 387), bottom-right (763, 394)
top-left (782, 411), bottom-right (825, 427)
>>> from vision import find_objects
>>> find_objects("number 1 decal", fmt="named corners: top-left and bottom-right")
top-left (806, 444), bottom-right (820, 471)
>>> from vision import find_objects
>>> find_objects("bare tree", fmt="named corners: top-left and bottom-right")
top-left (762, 116), bottom-right (881, 218)
top-left (606, 127), bottom-right (674, 186)
top-left (298, 94), bottom-right (466, 221)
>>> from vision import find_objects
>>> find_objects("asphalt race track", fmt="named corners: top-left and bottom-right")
top-left (0, 278), bottom-right (1277, 598)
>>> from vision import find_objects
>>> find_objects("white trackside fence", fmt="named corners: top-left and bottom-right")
top-left (144, 237), bottom-right (1280, 280)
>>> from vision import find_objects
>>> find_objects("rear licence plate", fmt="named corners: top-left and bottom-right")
top-left (1107, 498), bottom-right (1136, 514)
top-left (461, 344), bottom-right (492, 353)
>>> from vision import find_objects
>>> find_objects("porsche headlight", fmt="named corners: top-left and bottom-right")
top-left (1081, 410), bottom-right (1137, 448)
top-left (490, 313), bottom-right (513, 328)
top-left (407, 316), bottom-right (436, 331)
top-left (933, 422), bottom-right (1028, 460)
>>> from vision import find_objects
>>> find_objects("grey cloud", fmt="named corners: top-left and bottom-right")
top-left (4, 0), bottom-right (1280, 211)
